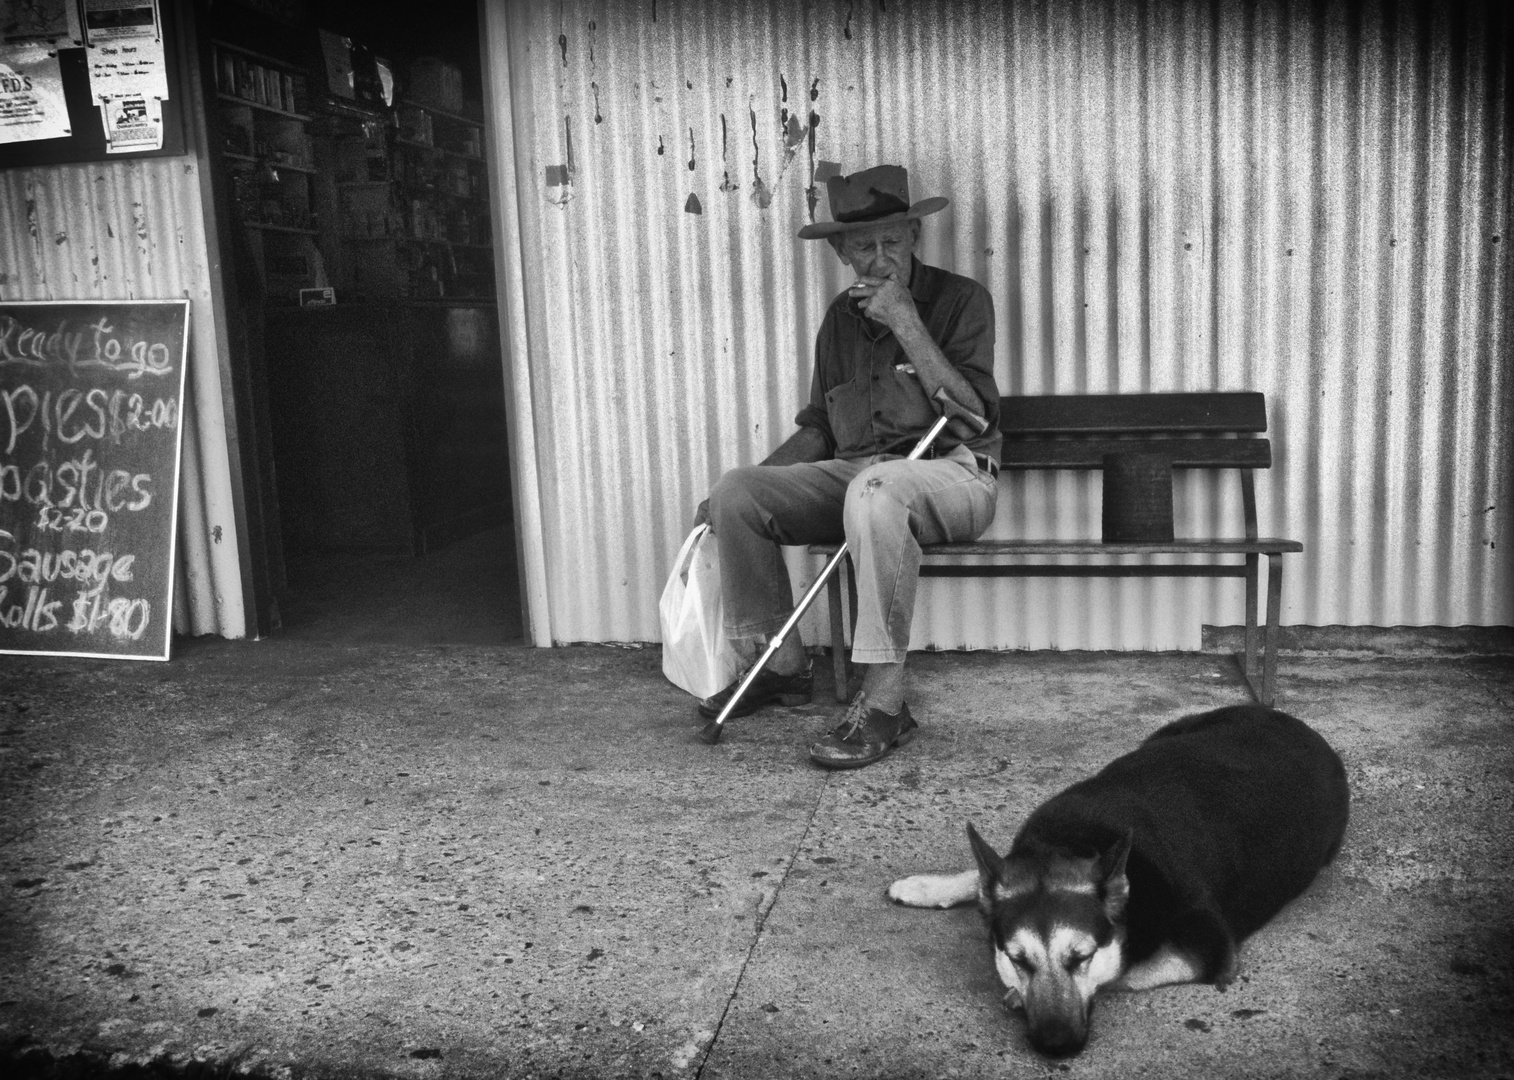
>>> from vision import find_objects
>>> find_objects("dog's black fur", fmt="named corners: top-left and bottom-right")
top-left (1007, 703), bottom-right (1350, 984)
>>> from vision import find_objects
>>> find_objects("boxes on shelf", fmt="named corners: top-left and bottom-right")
top-left (407, 57), bottom-right (463, 114)
top-left (397, 105), bottom-right (434, 147)
top-left (340, 183), bottom-right (402, 239)
top-left (331, 119), bottom-right (389, 182)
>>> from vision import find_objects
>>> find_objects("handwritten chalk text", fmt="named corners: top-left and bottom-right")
top-left (1, 448), bottom-right (154, 526)
top-left (0, 316), bottom-right (175, 380)
top-left (3, 384), bottom-right (177, 456)
top-left (0, 537), bottom-right (148, 641)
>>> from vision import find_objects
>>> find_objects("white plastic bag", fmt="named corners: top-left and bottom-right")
top-left (660, 524), bottom-right (742, 698)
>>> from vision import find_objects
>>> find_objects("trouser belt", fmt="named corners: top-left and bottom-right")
top-left (919, 444), bottom-right (999, 478)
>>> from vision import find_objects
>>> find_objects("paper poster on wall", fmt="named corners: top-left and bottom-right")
top-left (83, 0), bottom-right (166, 103)
top-left (1, 0), bottom-right (83, 45)
top-left (0, 39), bottom-right (70, 143)
top-left (100, 92), bottom-right (159, 152)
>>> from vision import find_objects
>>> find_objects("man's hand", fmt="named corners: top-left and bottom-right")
top-left (851, 276), bottom-right (983, 425)
top-left (848, 275), bottom-right (921, 335)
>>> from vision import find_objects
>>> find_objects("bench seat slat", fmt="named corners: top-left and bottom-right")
top-left (999, 391), bottom-right (1267, 435)
top-left (917, 565), bottom-right (1252, 579)
top-left (808, 539), bottom-right (1303, 556)
top-left (1001, 437), bottom-right (1271, 469)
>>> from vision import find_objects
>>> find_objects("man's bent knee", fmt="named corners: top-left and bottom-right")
top-left (843, 467), bottom-right (911, 536)
top-left (710, 465), bottom-right (757, 506)
top-left (709, 466), bottom-right (767, 529)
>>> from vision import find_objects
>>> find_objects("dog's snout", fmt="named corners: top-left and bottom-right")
top-left (1021, 971), bottom-right (1094, 1057)
top-left (1029, 1018), bottom-right (1088, 1057)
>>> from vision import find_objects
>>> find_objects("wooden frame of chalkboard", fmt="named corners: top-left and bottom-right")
top-left (0, 299), bottom-right (191, 661)
top-left (0, 0), bottom-right (189, 168)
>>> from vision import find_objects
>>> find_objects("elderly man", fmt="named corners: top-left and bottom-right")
top-left (694, 164), bottom-right (1003, 770)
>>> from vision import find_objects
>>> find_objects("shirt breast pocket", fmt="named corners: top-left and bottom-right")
top-left (888, 367), bottom-right (938, 431)
top-left (825, 378), bottom-right (870, 454)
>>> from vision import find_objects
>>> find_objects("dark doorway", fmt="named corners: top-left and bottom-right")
top-left (201, 0), bottom-right (523, 646)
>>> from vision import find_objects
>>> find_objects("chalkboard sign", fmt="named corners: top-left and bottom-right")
top-left (0, 300), bottom-right (190, 661)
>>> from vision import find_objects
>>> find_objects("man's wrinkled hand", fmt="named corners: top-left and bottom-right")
top-left (849, 275), bottom-right (917, 333)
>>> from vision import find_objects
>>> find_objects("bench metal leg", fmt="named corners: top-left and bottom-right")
top-left (1262, 552), bottom-right (1283, 707)
top-left (826, 561), bottom-right (848, 703)
top-left (1242, 553), bottom-right (1260, 697)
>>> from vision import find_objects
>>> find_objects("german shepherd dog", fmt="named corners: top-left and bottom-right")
top-left (887, 704), bottom-right (1350, 1057)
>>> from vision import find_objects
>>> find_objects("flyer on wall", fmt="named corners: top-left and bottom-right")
top-left (101, 93), bottom-right (161, 152)
top-left (80, 0), bottom-right (158, 42)
top-left (83, 0), bottom-right (167, 104)
top-left (1, 0), bottom-right (84, 46)
top-left (0, 39), bottom-right (70, 144)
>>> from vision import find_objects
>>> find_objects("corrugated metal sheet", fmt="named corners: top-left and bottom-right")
top-left (487, 0), bottom-right (1511, 650)
top-left (0, 160), bottom-right (249, 641)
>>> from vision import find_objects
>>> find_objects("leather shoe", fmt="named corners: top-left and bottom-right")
top-left (809, 694), bottom-right (918, 770)
top-left (697, 663), bottom-right (813, 720)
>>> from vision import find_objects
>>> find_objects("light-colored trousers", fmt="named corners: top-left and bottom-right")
top-left (708, 443), bottom-right (998, 664)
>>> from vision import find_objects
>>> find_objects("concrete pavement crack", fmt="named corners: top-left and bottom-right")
top-left (693, 770), bottom-right (832, 1079)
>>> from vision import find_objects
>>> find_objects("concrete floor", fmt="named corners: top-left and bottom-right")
top-left (2, 634), bottom-right (1511, 1079)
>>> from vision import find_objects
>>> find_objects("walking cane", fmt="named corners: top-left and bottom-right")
top-left (697, 388), bottom-right (991, 745)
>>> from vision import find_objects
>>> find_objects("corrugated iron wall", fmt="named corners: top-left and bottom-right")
top-left (488, 0), bottom-right (1511, 650)
top-left (0, 160), bottom-right (248, 641)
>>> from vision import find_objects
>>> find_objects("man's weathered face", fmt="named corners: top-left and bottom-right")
top-left (832, 220), bottom-right (919, 285)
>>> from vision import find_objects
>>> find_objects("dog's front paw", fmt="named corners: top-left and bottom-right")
top-left (886, 870), bottom-right (976, 908)
top-left (886, 875), bottom-right (937, 906)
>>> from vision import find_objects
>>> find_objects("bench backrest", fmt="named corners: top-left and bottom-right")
top-left (998, 392), bottom-right (1272, 470)
top-left (995, 392), bottom-right (1272, 542)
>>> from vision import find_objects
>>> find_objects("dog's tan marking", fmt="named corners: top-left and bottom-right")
top-left (1083, 932), bottom-right (1124, 990)
top-left (995, 945), bottom-right (1027, 1000)
top-left (1111, 943), bottom-right (1203, 991)
top-left (887, 869), bottom-right (977, 908)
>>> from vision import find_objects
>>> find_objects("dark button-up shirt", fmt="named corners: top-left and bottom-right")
top-left (794, 258), bottom-right (1003, 463)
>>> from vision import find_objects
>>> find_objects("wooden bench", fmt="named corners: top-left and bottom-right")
top-left (811, 392), bottom-right (1303, 706)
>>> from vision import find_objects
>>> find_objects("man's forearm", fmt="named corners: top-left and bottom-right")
top-left (892, 321), bottom-right (984, 418)
top-left (760, 425), bottom-right (831, 466)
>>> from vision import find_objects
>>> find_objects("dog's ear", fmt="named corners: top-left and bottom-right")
top-left (966, 821), bottom-right (1007, 905)
top-left (1098, 830), bottom-right (1133, 922)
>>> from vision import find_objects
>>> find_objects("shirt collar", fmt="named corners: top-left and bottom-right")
top-left (907, 256), bottom-right (933, 304)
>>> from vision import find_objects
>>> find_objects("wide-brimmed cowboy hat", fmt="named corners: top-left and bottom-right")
top-left (796, 164), bottom-right (948, 239)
